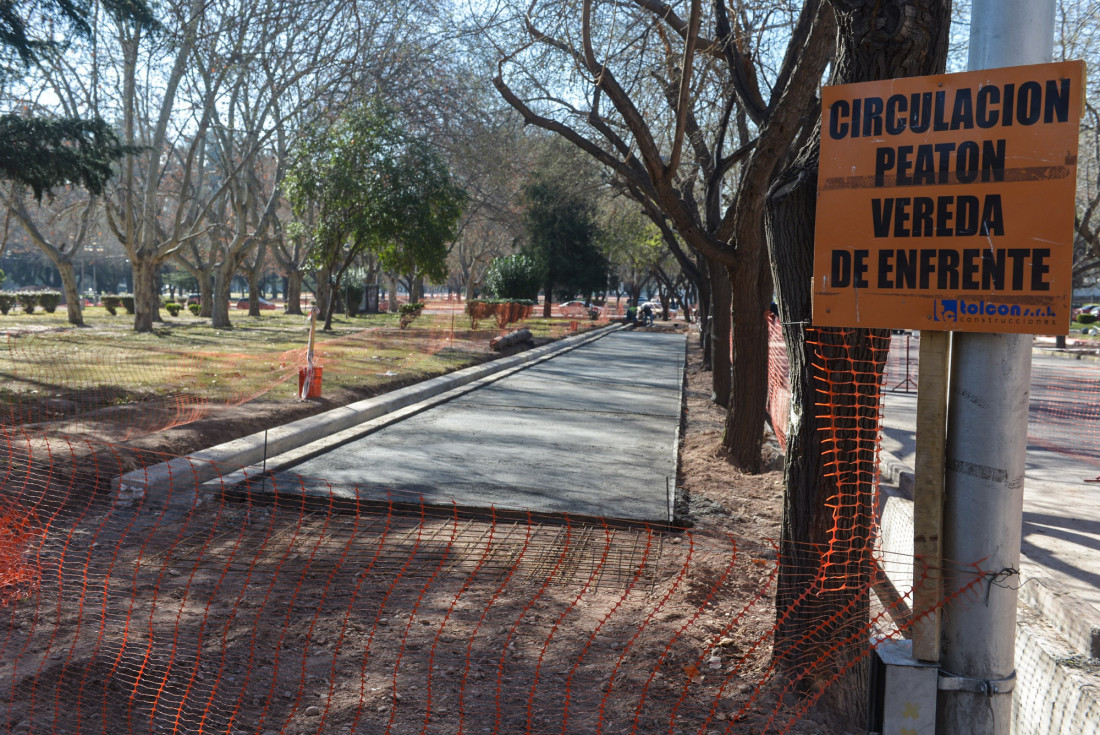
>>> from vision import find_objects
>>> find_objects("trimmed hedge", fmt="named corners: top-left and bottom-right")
top-left (164, 302), bottom-right (182, 317)
top-left (0, 291), bottom-right (62, 314)
top-left (39, 292), bottom-right (61, 313)
top-left (16, 293), bottom-right (37, 313)
top-left (98, 294), bottom-right (136, 315)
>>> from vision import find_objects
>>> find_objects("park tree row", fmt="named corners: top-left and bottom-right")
top-left (0, 0), bottom-right (559, 331)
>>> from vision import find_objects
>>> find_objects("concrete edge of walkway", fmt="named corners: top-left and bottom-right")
top-left (113, 323), bottom-right (627, 505)
top-left (667, 353), bottom-right (688, 525)
top-left (876, 447), bottom-right (1100, 661)
top-left (1033, 347), bottom-right (1100, 362)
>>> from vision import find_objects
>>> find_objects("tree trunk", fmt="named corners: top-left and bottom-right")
top-left (211, 265), bottom-right (235, 328)
top-left (542, 281), bottom-right (554, 318)
top-left (768, 153), bottom-right (887, 712)
top-left (387, 273), bottom-right (399, 313)
top-left (324, 267), bottom-right (345, 331)
top-left (708, 263), bottom-right (732, 407)
top-left (247, 243), bottom-right (266, 317)
top-left (285, 270), bottom-right (303, 315)
top-left (57, 259), bottom-right (84, 326)
top-left (764, 0), bottom-right (951, 718)
top-left (722, 262), bottom-right (770, 473)
top-left (131, 256), bottom-right (161, 333)
top-left (198, 277), bottom-right (214, 318)
top-left (696, 265), bottom-right (712, 361)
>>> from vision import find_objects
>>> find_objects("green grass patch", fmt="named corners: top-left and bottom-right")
top-left (0, 307), bottom-right (597, 428)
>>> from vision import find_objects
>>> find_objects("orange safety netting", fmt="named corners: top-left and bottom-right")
top-left (882, 332), bottom-right (1100, 467)
top-left (765, 314), bottom-right (790, 451)
top-left (0, 318), bottom-right (1000, 734)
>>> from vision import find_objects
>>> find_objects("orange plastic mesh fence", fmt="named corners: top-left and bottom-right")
top-left (882, 332), bottom-right (1100, 467)
top-left (0, 321), bottom-right (1007, 734)
top-left (805, 327), bottom-right (889, 589)
top-left (766, 314), bottom-right (790, 451)
top-left (0, 431), bottom-right (999, 734)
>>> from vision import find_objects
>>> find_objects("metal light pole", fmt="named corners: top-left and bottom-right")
top-left (937, 2), bottom-right (1056, 733)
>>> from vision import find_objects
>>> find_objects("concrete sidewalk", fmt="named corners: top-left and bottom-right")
top-left (880, 384), bottom-right (1100, 659)
top-left (222, 329), bottom-right (687, 523)
top-left (877, 348), bottom-right (1100, 735)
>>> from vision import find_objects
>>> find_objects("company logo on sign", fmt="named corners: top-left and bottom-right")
top-left (931, 298), bottom-right (1055, 326)
top-left (812, 61), bottom-right (1084, 335)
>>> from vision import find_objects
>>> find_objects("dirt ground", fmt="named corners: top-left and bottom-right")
top-left (0, 326), bottom-right (848, 734)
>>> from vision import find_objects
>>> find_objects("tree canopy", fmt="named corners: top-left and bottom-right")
top-left (285, 101), bottom-right (466, 327)
top-left (0, 0), bottom-right (151, 199)
top-left (522, 174), bottom-right (608, 312)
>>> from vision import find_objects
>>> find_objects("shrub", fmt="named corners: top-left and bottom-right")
top-left (164, 302), bottom-right (182, 317)
top-left (1079, 313), bottom-right (1098, 325)
top-left (38, 291), bottom-right (61, 313)
top-left (120, 296), bottom-right (135, 314)
top-left (398, 301), bottom-right (425, 329)
top-left (0, 294), bottom-right (14, 315)
top-left (16, 292), bottom-right (37, 314)
top-left (344, 282), bottom-right (365, 317)
top-left (188, 303), bottom-right (201, 316)
top-left (483, 254), bottom-right (543, 301)
top-left (101, 296), bottom-right (122, 315)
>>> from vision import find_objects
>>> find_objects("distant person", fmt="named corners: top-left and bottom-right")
top-left (640, 302), bottom-right (655, 327)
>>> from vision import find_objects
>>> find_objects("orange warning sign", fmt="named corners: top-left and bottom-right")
top-left (813, 60), bottom-right (1084, 334)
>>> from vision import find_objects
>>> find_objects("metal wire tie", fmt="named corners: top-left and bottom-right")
top-left (937, 669), bottom-right (1016, 695)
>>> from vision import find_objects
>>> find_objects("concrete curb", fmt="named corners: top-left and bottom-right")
top-left (876, 448), bottom-right (1100, 659)
top-left (1033, 347), bottom-right (1100, 362)
top-left (114, 324), bottom-right (626, 504)
top-left (1014, 613), bottom-right (1100, 735)
top-left (878, 448), bottom-right (915, 499)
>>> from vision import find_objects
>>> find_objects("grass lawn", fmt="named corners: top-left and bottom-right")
top-left (0, 305), bottom-right (599, 432)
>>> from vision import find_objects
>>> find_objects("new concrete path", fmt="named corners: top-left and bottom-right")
top-left (242, 329), bottom-right (686, 523)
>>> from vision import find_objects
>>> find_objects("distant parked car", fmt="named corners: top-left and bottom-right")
top-left (236, 297), bottom-right (279, 310)
top-left (560, 301), bottom-right (601, 319)
top-left (1074, 304), bottom-right (1100, 323)
top-left (185, 293), bottom-right (201, 305)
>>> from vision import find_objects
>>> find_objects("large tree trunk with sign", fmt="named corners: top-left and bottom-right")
top-left (765, 0), bottom-right (951, 721)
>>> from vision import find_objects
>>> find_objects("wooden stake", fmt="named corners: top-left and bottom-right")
top-left (911, 329), bottom-right (949, 662)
